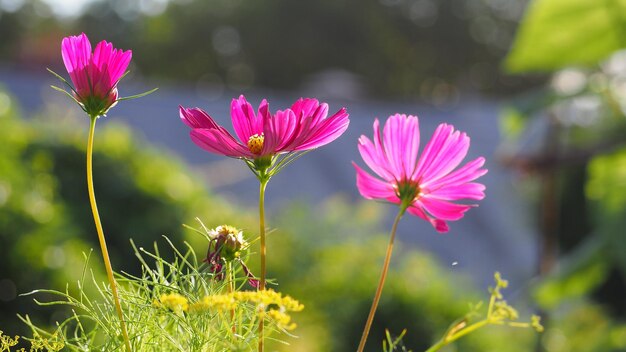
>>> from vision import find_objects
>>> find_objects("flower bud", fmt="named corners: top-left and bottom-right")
top-left (208, 225), bottom-right (248, 262)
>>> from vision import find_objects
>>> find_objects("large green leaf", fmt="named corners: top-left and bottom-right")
top-left (506, 0), bottom-right (626, 73)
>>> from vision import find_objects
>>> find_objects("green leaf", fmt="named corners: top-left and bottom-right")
top-left (117, 87), bottom-right (159, 101)
top-left (506, 0), bottom-right (626, 73)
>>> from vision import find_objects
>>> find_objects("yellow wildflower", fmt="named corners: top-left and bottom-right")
top-left (188, 289), bottom-right (303, 330)
top-left (265, 309), bottom-right (297, 331)
top-left (156, 292), bottom-right (189, 314)
top-left (189, 294), bottom-right (238, 312)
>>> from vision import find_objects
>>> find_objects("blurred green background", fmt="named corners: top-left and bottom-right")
top-left (2, 0), bottom-right (626, 351)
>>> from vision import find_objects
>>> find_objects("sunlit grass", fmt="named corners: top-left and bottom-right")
top-left (17, 226), bottom-right (302, 352)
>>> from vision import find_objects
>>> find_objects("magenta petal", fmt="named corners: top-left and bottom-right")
top-left (292, 108), bottom-right (350, 151)
top-left (406, 204), bottom-right (450, 233)
top-left (357, 118), bottom-right (396, 180)
top-left (269, 109), bottom-right (298, 152)
top-left (357, 135), bottom-right (394, 181)
top-left (432, 219), bottom-right (449, 232)
top-left (260, 105), bottom-right (282, 155)
top-left (190, 129), bottom-right (252, 158)
top-left (61, 33), bottom-right (92, 97)
top-left (231, 95), bottom-right (263, 143)
top-left (353, 163), bottom-right (396, 200)
top-left (180, 106), bottom-right (221, 129)
top-left (412, 124), bottom-right (454, 180)
top-left (427, 182), bottom-right (486, 201)
top-left (371, 118), bottom-right (394, 177)
top-left (91, 40), bottom-right (114, 95)
top-left (308, 101), bottom-right (329, 125)
top-left (417, 197), bottom-right (472, 221)
top-left (291, 98), bottom-right (320, 120)
top-left (424, 157), bottom-right (487, 189)
top-left (279, 110), bottom-right (316, 151)
top-left (420, 130), bottom-right (470, 183)
top-left (93, 40), bottom-right (131, 90)
top-left (382, 114), bottom-right (420, 179)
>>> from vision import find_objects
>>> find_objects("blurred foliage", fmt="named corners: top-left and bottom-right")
top-left (267, 198), bottom-right (482, 351)
top-left (0, 0), bottom-right (544, 99)
top-left (500, 0), bottom-right (626, 342)
top-left (506, 0), bottom-right (626, 73)
top-left (539, 300), bottom-right (626, 352)
top-left (586, 146), bottom-right (626, 317)
top-left (499, 59), bottom-right (626, 320)
top-left (0, 85), bottom-right (249, 338)
top-left (19, 235), bottom-right (303, 351)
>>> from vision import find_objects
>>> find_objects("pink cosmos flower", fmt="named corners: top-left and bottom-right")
top-left (180, 95), bottom-right (349, 178)
top-left (353, 114), bottom-right (487, 233)
top-left (60, 33), bottom-right (132, 117)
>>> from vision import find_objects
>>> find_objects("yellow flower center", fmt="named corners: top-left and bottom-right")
top-left (209, 225), bottom-right (248, 260)
top-left (247, 134), bottom-right (264, 155)
top-left (215, 225), bottom-right (240, 237)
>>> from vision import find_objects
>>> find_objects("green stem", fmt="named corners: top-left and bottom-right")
top-left (257, 179), bottom-right (268, 352)
top-left (228, 261), bottom-right (236, 334)
top-left (356, 209), bottom-right (404, 352)
top-left (424, 320), bottom-right (490, 352)
top-left (86, 116), bottom-right (132, 352)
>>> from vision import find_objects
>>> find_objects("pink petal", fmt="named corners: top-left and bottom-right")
top-left (371, 118), bottom-right (399, 180)
top-left (179, 106), bottom-right (221, 129)
top-left (308, 101), bottom-right (329, 125)
top-left (419, 129), bottom-right (470, 184)
top-left (256, 99), bottom-right (270, 132)
top-left (357, 135), bottom-right (395, 181)
top-left (61, 33), bottom-right (92, 96)
top-left (426, 182), bottom-right (486, 201)
top-left (416, 197), bottom-right (472, 221)
top-left (269, 109), bottom-right (298, 151)
top-left (93, 40), bottom-right (131, 88)
top-left (412, 124), bottom-right (454, 180)
top-left (260, 104), bottom-right (282, 155)
top-left (231, 95), bottom-right (263, 143)
top-left (353, 163), bottom-right (397, 200)
top-left (291, 98), bottom-right (320, 120)
top-left (285, 101), bottom-right (326, 146)
top-left (382, 114), bottom-right (420, 179)
top-left (292, 108), bottom-right (350, 151)
top-left (280, 114), bottom-right (315, 150)
top-left (87, 40), bottom-right (131, 100)
top-left (190, 129), bottom-right (252, 158)
top-left (424, 157), bottom-right (487, 190)
top-left (407, 204), bottom-right (449, 233)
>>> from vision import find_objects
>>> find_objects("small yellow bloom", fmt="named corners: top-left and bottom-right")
top-left (189, 294), bottom-right (238, 312)
top-left (0, 330), bottom-right (20, 350)
top-left (265, 309), bottom-right (297, 331)
top-left (188, 289), bottom-right (304, 331)
top-left (531, 315), bottom-right (544, 333)
top-left (157, 292), bottom-right (189, 313)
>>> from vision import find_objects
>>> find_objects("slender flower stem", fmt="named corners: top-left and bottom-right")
top-left (357, 209), bottom-right (405, 352)
top-left (424, 320), bottom-right (490, 352)
top-left (228, 261), bottom-right (236, 333)
top-left (86, 116), bottom-right (132, 352)
top-left (257, 179), bottom-right (268, 352)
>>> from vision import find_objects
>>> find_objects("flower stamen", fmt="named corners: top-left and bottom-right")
top-left (247, 134), bottom-right (265, 155)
